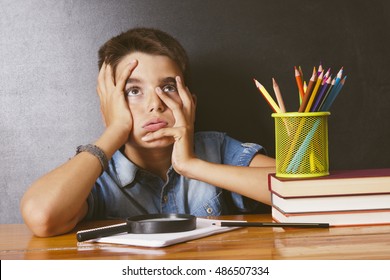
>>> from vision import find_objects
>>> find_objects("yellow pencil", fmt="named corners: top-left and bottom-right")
top-left (298, 67), bottom-right (317, 112)
top-left (305, 70), bottom-right (324, 112)
top-left (253, 79), bottom-right (281, 113)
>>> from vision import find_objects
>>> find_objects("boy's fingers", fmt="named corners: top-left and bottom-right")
top-left (175, 76), bottom-right (191, 106)
top-left (97, 62), bottom-right (106, 83)
top-left (155, 87), bottom-right (186, 125)
top-left (176, 76), bottom-right (193, 107)
top-left (104, 63), bottom-right (115, 92)
top-left (97, 62), bottom-right (107, 98)
top-left (175, 76), bottom-right (196, 119)
top-left (141, 127), bottom-right (179, 142)
top-left (116, 60), bottom-right (138, 91)
top-left (155, 87), bottom-right (181, 110)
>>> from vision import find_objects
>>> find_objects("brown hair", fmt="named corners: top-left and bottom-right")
top-left (98, 27), bottom-right (190, 83)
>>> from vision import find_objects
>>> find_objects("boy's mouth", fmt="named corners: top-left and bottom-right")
top-left (142, 119), bottom-right (168, 132)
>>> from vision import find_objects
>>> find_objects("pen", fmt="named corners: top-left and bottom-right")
top-left (77, 222), bottom-right (129, 242)
top-left (213, 221), bottom-right (329, 228)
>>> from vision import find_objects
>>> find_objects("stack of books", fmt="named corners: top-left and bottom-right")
top-left (269, 168), bottom-right (390, 226)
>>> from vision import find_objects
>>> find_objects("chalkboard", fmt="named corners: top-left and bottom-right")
top-left (1, 0), bottom-right (389, 223)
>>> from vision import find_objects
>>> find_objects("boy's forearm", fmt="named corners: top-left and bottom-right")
top-left (183, 156), bottom-right (275, 205)
top-left (20, 152), bottom-right (101, 236)
top-left (20, 127), bottom-right (128, 236)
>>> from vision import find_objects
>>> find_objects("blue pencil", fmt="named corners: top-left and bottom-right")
top-left (321, 76), bottom-right (347, 111)
top-left (319, 67), bottom-right (343, 111)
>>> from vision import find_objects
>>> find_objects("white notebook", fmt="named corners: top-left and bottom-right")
top-left (84, 218), bottom-right (240, 248)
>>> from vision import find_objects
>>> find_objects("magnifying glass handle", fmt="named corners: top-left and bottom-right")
top-left (76, 222), bottom-right (129, 242)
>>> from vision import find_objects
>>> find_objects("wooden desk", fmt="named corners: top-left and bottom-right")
top-left (1, 214), bottom-right (390, 260)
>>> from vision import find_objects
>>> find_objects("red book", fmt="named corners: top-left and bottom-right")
top-left (268, 168), bottom-right (390, 198)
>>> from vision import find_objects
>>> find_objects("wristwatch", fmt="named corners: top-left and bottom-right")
top-left (76, 144), bottom-right (108, 173)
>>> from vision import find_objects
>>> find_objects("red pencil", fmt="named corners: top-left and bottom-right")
top-left (294, 66), bottom-right (305, 102)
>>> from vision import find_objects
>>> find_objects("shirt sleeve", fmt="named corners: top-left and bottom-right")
top-left (222, 134), bottom-right (267, 212)
top-left (222, 135), bottom-right (265, 166)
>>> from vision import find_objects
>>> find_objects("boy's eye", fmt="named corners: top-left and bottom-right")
top-left (162, 84), bottom-right (178, 93)
top-left (126, 87), bottom-right (141, 96)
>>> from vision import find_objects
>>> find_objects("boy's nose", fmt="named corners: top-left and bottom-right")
top-left (147, 88), bottom-right (165, 112)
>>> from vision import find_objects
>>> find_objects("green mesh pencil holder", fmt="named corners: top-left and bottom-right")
top-left (272, 112), bottom-right (330, 178)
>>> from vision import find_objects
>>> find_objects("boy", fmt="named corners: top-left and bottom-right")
top-left (20, 28), bottom-right (275, 237)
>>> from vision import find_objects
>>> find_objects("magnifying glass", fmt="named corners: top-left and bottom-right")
top-left (76, 214), bottom-right (196, 242)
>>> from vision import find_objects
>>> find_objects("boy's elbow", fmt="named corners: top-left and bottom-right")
top-left (20, 197), bottom-right (65, 237)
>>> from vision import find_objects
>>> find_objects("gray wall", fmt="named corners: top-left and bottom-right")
top-left (1, 0), bottom-right (389, 224)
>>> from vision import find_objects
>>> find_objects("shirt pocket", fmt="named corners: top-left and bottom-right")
top-left (192, 191), bottom-right (223, 216)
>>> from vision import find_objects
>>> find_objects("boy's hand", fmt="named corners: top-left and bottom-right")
top-left (142, 76), bottom-right (197, 175)
top-left (96, 60), bottom-right (138, 144)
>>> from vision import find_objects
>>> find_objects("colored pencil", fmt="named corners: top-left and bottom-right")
top-left (330, 67), bottom-right (343, 91)
top-left (294, 66), bottom-right (305, 103)
top-left (299, 66), bottom-right (305, 104)
top-left (321, 76), bottom-right (347, 111)
top-left (305, 70), bottom-right (324, 112)
top-left (272, 78), bottom-right (286, 113)
top-left (298, 67), bottom-right (317, 112)
top-left (253, 79), bottom-right (281, 113)
top-left (311, 75), bottom-right (332, 112)
top-left (272, 77), bottom-right (291, 135)
top-left (318, 78), bottom-right (336, 111)
top-left (319, 67), bottom-right (344, 111)
top-left (253, 64), bottom-right (346, 114)
top-left (298, 66), bottom-right (304, 81)
top-left (336, 67), bottom-right (344, 83)
top-left (317, 62), bottom-right (323, 77)
top-left (323, 68), bottom-right (331, 81)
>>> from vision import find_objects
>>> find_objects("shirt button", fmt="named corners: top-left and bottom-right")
top-left (163, 195), bottom-right (168, 203)
top-left (206, 207), bottom-right (213, 214)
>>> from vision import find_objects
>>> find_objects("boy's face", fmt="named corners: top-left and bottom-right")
top-left (115, 52), bottom-right (185, 149)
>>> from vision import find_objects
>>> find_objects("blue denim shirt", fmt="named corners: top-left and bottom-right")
top-left (86, 131), bottom-right (265, 219)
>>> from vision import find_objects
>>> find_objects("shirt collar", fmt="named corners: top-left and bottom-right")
top-left (109, 150), bottom-right (139, 188)
top-left (108, 149), bottom-right (177, 187)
